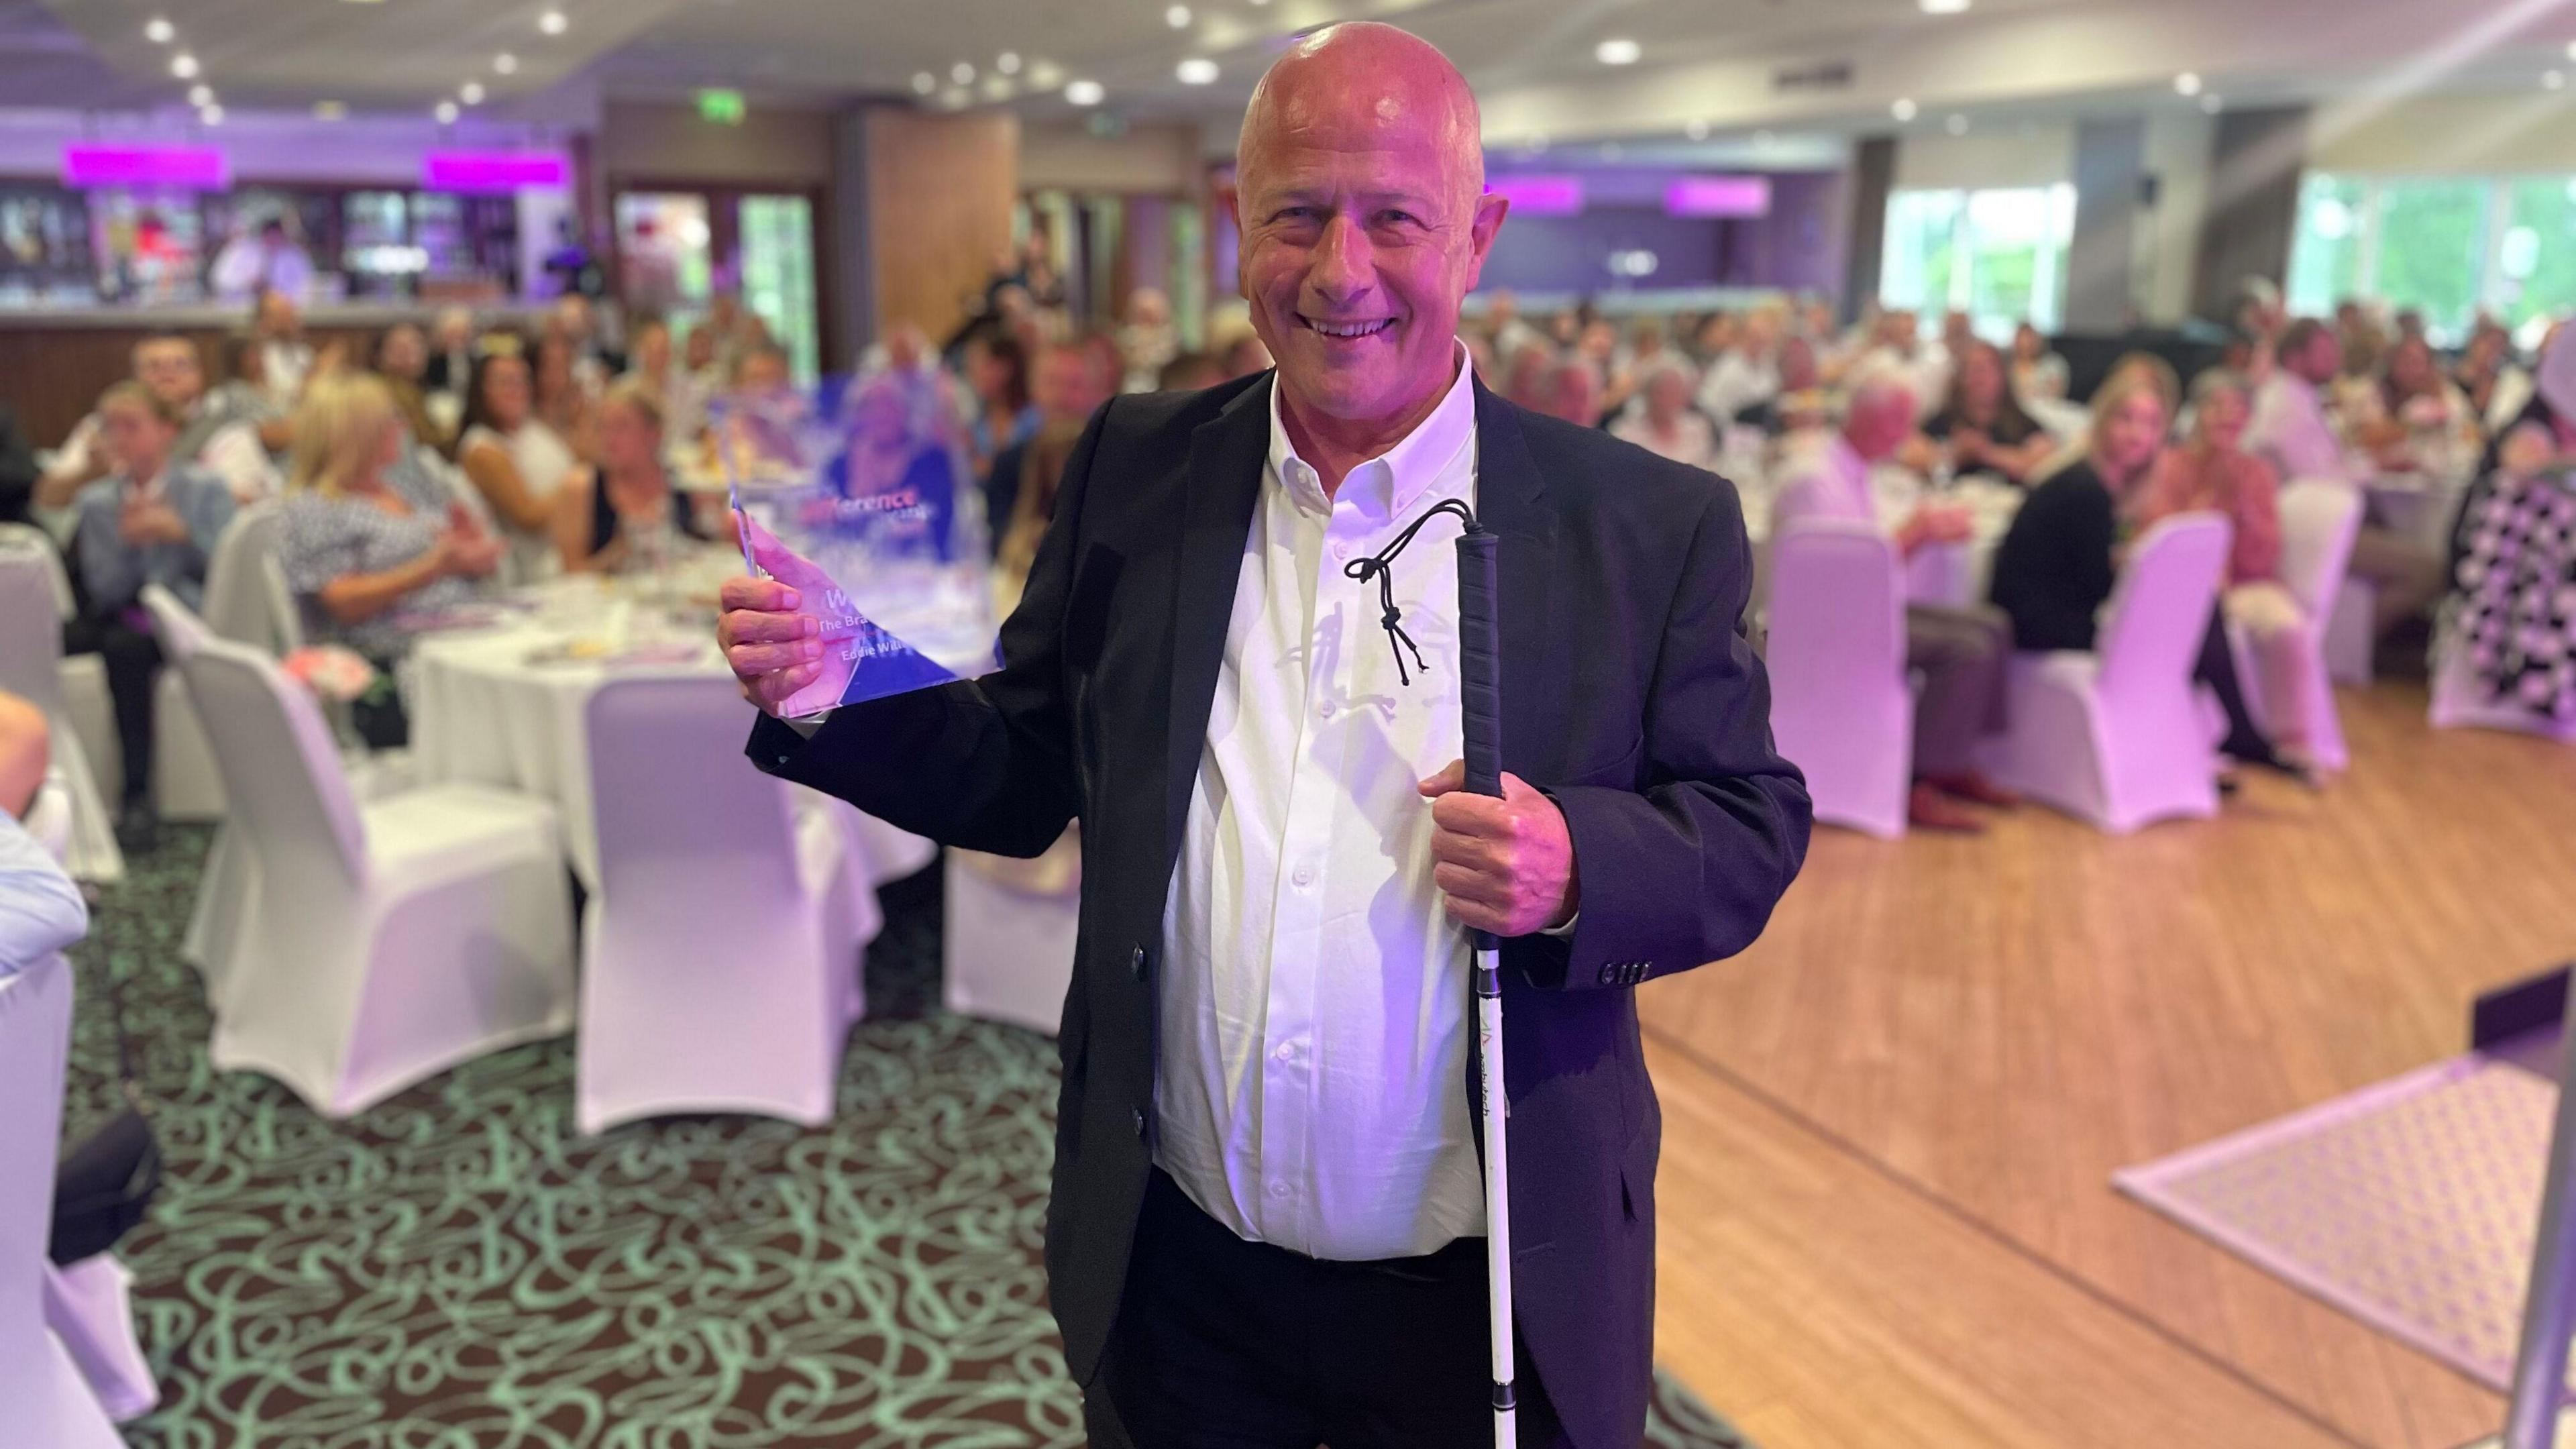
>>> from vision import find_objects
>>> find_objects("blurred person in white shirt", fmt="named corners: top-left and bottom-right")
top-left (1118, 287), bottom-right (1181, 394)
top-left (40, 334), bottom-right (279, 509)
top-left (252, 288), bottom-right (316, 411)
top-left (1610, 361), bottom-right (1718, 468)
top-left (0, 692), bottom-right (87, 976)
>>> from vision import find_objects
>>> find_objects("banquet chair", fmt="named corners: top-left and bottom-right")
top-left (945, 848), bottom-right (1079, 1036)
top-left (577, 677), bottom-right (879, 1132)
top-left (0, 542), bottom-right (121, 884)
top-left (2323, 576), bottom-right (2376, 686)
top-left (201, 500), bottom-right (298, 654)
top-left (0, 960), bottom-right (127, 1449)
top-left (1764, 519), bottom-right (1912, 839)
top-left (165, 630), bottom-right (575, 1118)
top-left (25, 775), bottom-right (72, 864)
top-left (1983, 514), bottom-right (2233, 833)
top-left (2428, 642), bottom-right (2576, 743)
top-left (2229, 480), bottom-right (2362, 772)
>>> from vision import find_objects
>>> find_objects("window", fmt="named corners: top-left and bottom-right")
top-left (2292, 171), bottom-right (2576, 346)
top-left (1880, 184), bottom-right (2074, 338)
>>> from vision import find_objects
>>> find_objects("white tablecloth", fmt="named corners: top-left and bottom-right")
top-left (407, 570), bottom-right (931, 888)
top-left (1743, 474), bottom-right (2021, 613)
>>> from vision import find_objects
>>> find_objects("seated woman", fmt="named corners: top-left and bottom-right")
top-left (824, 371), bottom-right (965, 562)
top-left (278, 374), bottom-right (501, 748)
top-left (2354, 335), bottom-right (2479, 478)
top-left (374, 322), bottom-right (454, 460)
top-left (2010, 323), bottom-right (2069, 403)
top-left (552, 378), bottom-right (731, 574)
top-left (1609, 362), bottom-right (1719, 468)
top-left (1987, 361), bottom-right (2305, 783)
top-left (1925, 340), bottom-right (2056, 486)
top-left (2133, 370), bottom-right (2321, 765)
top-left (457, 347), bottom-right (578, 583)
top-left (63, 380), bottom-right (238, 847)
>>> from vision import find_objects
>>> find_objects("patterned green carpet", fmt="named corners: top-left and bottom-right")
top-left (56, 826), bottom-right (1751, 1448)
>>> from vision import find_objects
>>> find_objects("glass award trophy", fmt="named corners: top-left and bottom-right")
top-left (714, 366), bottom-right (1001, 720)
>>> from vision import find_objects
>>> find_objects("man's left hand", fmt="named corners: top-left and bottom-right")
top-left (1419, 761), bottom-right (1579, 937)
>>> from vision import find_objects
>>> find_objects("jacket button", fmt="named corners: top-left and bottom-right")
top-left (1130, 945), bottom-right (1149, 980)
top-left (1599, 964), bottom-right (1617, 986)
top-left (1132, 1106), bottom-right (1147, 1138)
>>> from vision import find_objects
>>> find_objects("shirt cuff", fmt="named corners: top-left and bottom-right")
top-left (784, 710), bottom-right (831, 739)
top-left (1540, 910), bottom-right (1580, 938)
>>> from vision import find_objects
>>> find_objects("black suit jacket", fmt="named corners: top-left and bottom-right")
top-left (748, 372), bottom-right (1809, 1449)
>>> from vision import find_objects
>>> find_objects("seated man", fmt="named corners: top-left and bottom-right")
top-left (38, 333), bottom-right (279, 511)
top-left (0, 693), bottom-right (87, 978)
top-left (1775, 376), bottom-right (2017, 832)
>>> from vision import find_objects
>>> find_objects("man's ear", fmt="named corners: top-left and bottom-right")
top-left (1461, 191), bottom-right (1511, 292)
top-left (1219, 181), bottom-right (1249, 301)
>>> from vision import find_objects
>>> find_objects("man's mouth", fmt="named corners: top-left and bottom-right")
top-left (1301, 314), bottom-right (1396, 340)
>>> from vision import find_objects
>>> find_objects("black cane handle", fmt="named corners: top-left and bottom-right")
top-left (1454, 526), bottom-right (1505, 956)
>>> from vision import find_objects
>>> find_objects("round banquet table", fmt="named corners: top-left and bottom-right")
top-left (1741, 472), bottom-right (2022, 613)
top-left (405, 565), bottom-right (934, 889)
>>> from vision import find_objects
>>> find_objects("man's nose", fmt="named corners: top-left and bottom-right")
top-left (1307, 215), bottom-right (1373, 301)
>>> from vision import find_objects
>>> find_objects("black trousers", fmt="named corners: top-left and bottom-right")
top-left (61, 612), bottom-right (162, 806)
top-left (2193, 616), bottom-right (2277, 767)
top-left (1086, 1168), bottom-right (1572, 1449)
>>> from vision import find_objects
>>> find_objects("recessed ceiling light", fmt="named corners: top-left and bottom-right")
top-left (997, 51), bottom-right (1021, 76)
top-left (1176, 57), bottom-right (1218, 85)
top-left (1065, 78), bottom-right (1105, 106)
top-left (1684, 118), bottom-right (1709, 141)
top-left (1027, 59), bottom-right (1062, 89)
top-left (2200, 94), bottom-right (2224, 113)
top-left (315, 100), bottom-right (347, 120)
top-left (938, 87), bottom-right (971, 110)
top-left (1921, 0), bottom-right (1970, 13)
top-left (2566, 40), bottom-right (2575, 62)
top-left (1595, 38), bottom-right (1642, 66)
top-left (460, 80), bottom-right (486, 104)
top-left (2549, 70), bottom-right (2569, 91)
top-left (186, 83), bottom-right (212, 106)
top-left (1891, 97), bottom-right (1919, 122)
top-left (952, 62), bottom-right (975, 84)
top-left (1165, 5), bottom-right (1191, 29)
top-left (144, 17), bottom-right (174, 43)
top-left (911, 72), bottom-right (936, 95)
top-left (538, 9), bottom-right (568, 36)
top-left (170, 52), bottom-right (198, 78)
top-left (2174, 71), bottom-right (2203, 97)
top-left (435, 100), bottom-right (459, 123)
top-left (494, 52), bottom-right (519, 74)
top-left (198, 104), bottom-right (223, 124)
top-left (981, 76), bottom-right (1016, 101)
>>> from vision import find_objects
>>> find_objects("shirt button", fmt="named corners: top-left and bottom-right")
top-left (1292, 863), bottom-right (1314, 888)
top-left (1318, 700), bottom-right (1337, 720)
top-left (1274, 1040), bottom-right (1296, 1063)
top-left (1269, 1180), bottom-right (1291, 1199)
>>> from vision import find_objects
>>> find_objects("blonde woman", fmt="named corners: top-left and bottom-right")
top-left (277, 374), bottom-right (500, 745)
top-left (551, 378), bottom-right (729, 574)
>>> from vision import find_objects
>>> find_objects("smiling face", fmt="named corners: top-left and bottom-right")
top-left (1233, 24), bottom-right (1505, 437)
top-left (2195, 381), bottom-right (2249, 454)
top-left (2095, 388), bottom-right (2169, 480)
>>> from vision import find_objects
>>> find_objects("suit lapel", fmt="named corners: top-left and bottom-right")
top-left (1160, 374), bottom-right (1275, 881)
top-left (1470, 381), bottom-right (1564, 786)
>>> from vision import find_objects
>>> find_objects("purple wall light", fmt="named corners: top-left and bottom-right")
top-left (1487, 174), bottom-right (1587, 217)
top-left (1664, 175), bottom-right (1772, 219)
top-left (421, 151), bottom-right (570, 193)
top-left (61, 145), bottom-right (228, 190)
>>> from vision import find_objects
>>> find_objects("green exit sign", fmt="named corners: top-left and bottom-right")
top-left (697, 89), bottom-right (746, 125)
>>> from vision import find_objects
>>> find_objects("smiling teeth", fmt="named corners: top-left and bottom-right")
top-left (1309, 318), bottom-right (1391, 337)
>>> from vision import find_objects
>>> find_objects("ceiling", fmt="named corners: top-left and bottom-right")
top-left (21, 0), bottom-right (2576, 154)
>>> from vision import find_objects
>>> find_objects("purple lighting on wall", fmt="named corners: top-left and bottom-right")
top-left (61, 145), bottom-right (228, 190)
top-left (1487, 174), bottom-right (1586, 217)
top-left (421, 151), bottom-right (570, 192)
top-left (1664, 175), bottom-right (1772, 218)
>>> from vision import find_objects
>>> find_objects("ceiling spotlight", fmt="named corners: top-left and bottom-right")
top-left (911, 72), bottom-right (936, 95)
top-left (170, 52), bottom-right (198, 78)
top-left (144, 17), bottom-right (174, 43)
top-left (198, 104), bottom-right (223, 125)
top-left (1595, 38), bottom-right (1642, 66)
top-left (1891, 97), bottom-right (1918, 122)
top-left (1684, 118), bottom-right (1709, 141)
top-left (997, 51), bottom-right (1021, 75)
top-left (186, 83), bottom-right (212, 106)
top-left (1065, 78), bottom-right (1105, 106)
top-left (2174, 71), bottom-right (2203, 97)
top-left (952, 62), bottom-right (975, 84)
top-left (435, 100), bottom-right (460, 123)
top-left (1165, 5), bottom-right (1191, 28)
top-left (2549, 70), bottom-right (2569, 91)
top-left (2200, 94), bottom-right (2224, 113)
top-left (315, 100), bottom-right (347, 120)
top-left (1176, 57), bottom-right (1218, 85)
top-left (1946, 113), bottom-right (1969, 135)
top-left (1921, 0), bottom-right (1970, 12)
top-left (1026, 59), bottom-right (1063, 89)
top-left (938, 87), bottom-right (971, 110)
top-left (495, 52), bottom-right (519, 74)
top-left (2566, 40), bottom-right (2575, 62)
top-left (460, 80), bottom-right (486, 104)
top-left (538, 9), bottom-right (568, 36)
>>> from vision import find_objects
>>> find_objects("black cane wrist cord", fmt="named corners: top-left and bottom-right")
top-left (1342, 497), bottom-right (1481, 687)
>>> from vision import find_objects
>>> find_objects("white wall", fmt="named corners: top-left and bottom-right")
top-left (2138, 109), bottom-right (2216, 324)
top-left (1894, 127), bottom-right (2075, 192)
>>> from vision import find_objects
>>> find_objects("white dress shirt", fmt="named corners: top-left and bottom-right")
top-left (1155, 350), bottom-right (1489, 1261)
top-left (0, 812), bottom-right (87, 976)
top-left (2247, 372), bottom-right (2359, 486)
top-left (1774, 433), bottom-right (1887, 533)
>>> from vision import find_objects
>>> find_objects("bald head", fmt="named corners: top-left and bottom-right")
top-left (1232, 23), bottom-right (1507, 453)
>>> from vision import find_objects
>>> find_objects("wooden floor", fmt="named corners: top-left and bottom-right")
top-left (1646, 681), bottom-right (2576, 1449)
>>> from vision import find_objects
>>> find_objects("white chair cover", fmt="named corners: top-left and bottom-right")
top-left (201, 500), bottom-right (292, 653)
top-left (168, 633), bottom-right (575, 1116)
top-left (1984, 513), bottom-right (2233, 833)
top-left (944, 851), bottom-right (1077, 1036)
top-left (1765, 520), bottom-right (1912, 839)
top-left (25, 775), bottom-right (72, 864)
top-left (0, 961), bottom-right (126, 1448)
top-left (141, 588), bottom-right (256, 1006)
top-left (576, 678), bottom-right (878, 1132)
top-left (2239, 480), bottom-right (2363, 771)
top-left (44, 1255), bottom-right (157, 1421)
top-left (0, 547), bottom-right (121, 884)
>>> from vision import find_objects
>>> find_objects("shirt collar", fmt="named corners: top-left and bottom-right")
top-left (1266, 340), bottom-right (1477, 521)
